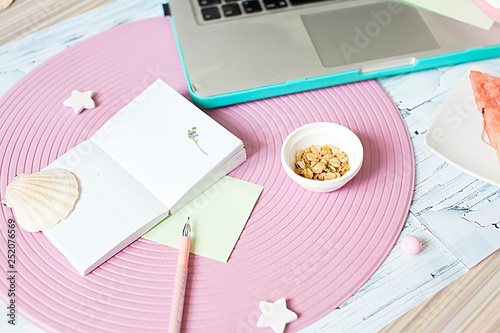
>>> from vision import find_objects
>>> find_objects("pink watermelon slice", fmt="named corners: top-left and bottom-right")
top-left (469, 70), bottom-right (500, 163)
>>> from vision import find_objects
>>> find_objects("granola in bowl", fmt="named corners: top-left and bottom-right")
top-left (294, 144), bottom-right (350, 180)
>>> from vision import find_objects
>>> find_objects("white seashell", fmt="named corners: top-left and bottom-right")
top-left (1, 169), bottom-right (79, 232)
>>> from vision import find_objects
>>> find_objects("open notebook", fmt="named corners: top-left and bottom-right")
top-left (44, 79), bottom-right (246, 276)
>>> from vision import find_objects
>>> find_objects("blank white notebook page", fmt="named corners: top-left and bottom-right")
top-left (90, 79), bottom-right (243, 210)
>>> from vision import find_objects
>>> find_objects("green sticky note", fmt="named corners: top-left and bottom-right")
top-left (142, 176), bottom-right (263, 262)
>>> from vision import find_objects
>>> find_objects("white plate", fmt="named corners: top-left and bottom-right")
top-left (424, 65), bottom-right (500, 187)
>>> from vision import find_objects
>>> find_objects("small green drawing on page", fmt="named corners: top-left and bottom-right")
top-left (188, 127), bottom-right (208, 155)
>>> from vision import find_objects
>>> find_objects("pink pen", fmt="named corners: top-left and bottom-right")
top-left (168, 217), bottom-right (191, 333)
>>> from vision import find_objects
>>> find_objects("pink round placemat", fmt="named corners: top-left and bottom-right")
top-left (0, 17), bottom-right (414, 332)
top-left (472, 0), bottom-right (500, 22)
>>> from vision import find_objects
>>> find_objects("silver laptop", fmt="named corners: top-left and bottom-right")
top-left (168, 0), bottom-right (500, 108)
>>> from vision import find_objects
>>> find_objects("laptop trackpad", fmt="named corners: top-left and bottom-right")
top-left (302, 2), bottom-right (440, 68)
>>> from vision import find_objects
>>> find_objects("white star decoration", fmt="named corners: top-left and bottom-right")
top-left (257, 298), bottom-right (298, 333)
top-left (63, 90), bottom-right (95, 114)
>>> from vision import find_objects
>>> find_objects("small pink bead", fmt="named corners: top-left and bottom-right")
top-left (401, 236), bottom-right (421, 255)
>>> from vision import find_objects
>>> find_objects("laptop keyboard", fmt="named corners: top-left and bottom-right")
top-left (196, 0), bottom-right (333, 22)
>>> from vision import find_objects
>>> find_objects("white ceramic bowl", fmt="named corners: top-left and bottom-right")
top-left (281, 122), bottom-right (363, 192)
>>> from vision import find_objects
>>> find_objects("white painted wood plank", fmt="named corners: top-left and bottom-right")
top-left (300, 213), bottom-right (467, 332)
top-left (379, 61), bottom-right (500, 268)
top-left (0, 0), bottom-right (164, 88)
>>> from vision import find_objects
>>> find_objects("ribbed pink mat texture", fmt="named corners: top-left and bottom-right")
top-left (0, 17), bottom-right (414, 332)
